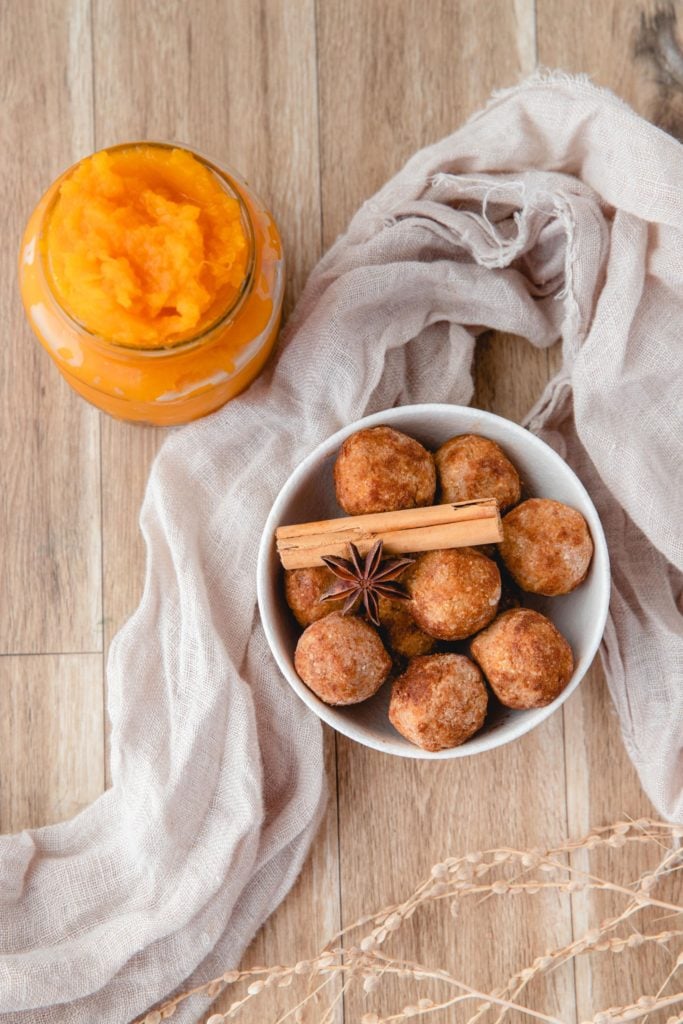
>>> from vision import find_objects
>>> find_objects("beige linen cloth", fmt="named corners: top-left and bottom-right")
top-left (1, 72), bottom-right (682, 1024)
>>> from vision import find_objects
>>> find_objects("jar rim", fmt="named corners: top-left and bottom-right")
top-left (37, 141), bottom-right (257, 357)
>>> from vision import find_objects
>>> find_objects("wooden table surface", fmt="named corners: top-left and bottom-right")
top-left (1, 2), bottom-right (679, 1022)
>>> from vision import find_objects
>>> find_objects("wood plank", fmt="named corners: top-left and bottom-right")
top-left (563, 664), bottom-right (681, 1021)
top-left (318, 0), bottom-right (537, 247)
top-left (92, 0), bottom-right (326, 656)
top-left (537, 0), bottom-right (677, 133)
top-left (536, 3), bottom-right (683, 1018)
top-left (0, 0), bottom-right (101, 655)
top-left (0, 653), bottom-right (104, 831)
top-left (90, 3), bottom-right (338, 1021)
top-left (337, 722), bottom-right (576, 1022)
top-left (316, 3), bottom-right (578, 1022)
top-left (213, 733), bottom-right (341, 1024)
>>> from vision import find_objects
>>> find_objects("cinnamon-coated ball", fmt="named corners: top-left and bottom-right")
top-left (284, 566), bottom-right (342, 627)
top-left (334, 426), bottom-right (436, 515)
top-left (407, 547), bottom-right (501, 641)
top-left (470, 608), bottom-right (574, 709)
top-left (294, 612), bottom-right (391, 705)
top-left (377, 595), bottom-right (436, 660)
top-left (389, 653), bottom-right (488, 751)
top-left (435, 434), bottom-right (521, 511)
top-left (500, 498), bottom-right (593, 596)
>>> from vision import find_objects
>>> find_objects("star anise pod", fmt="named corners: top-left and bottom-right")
top-left (319, 539), bottom-right (415, 627)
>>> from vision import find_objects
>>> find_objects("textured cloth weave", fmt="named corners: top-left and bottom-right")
top-left (1, 72), bottom-right (682, 1024)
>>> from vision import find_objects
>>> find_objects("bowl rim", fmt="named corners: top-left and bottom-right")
top-left (256, 403), bottom-right (611, 759)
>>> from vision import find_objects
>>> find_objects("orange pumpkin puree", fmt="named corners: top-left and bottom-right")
top-left (20, 143), bottom-right (284, 424)
top-left (45, 146), bottom-right (249, 348)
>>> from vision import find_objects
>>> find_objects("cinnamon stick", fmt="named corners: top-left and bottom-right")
top-left (276, 499), bottom-right (502, 570)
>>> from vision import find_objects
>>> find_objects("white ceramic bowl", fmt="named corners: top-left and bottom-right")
top-left (257, 404), bottom-right (610, 759)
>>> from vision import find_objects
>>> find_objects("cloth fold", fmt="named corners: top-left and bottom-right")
top-left (1, 71), bottom-right (681, 1024)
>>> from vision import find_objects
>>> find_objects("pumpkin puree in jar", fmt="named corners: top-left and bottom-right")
top-left (46, 146), bottom-right (250, 348)
top-left (20, 142), bottom-right (284, 424)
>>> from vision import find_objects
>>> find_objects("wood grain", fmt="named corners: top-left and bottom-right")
top-left (0, 654), bottom-right (104, 830)
top-left (563, 664), bottom-right (680, 1021)
top-left (537, 0), bottom-right (681, 133)
top-left (1, 1), bottom-right (679, 1022)
top-left (537, 4), bottom-right (683, 1018)
top-left (0, 0), bottom-right (101, 655)
top-left (316, 3), bottom-right (574, 1023)
top-left (317, 0), bottom-right (535, 247)
top-left (89, 3), bottom-right (339, 1021)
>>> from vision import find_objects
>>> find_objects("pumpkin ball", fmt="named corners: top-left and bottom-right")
top-left (377, 594), bottom-right (436, 660)
top-left (389, 653), bottom-right (488, 751)
top-left (435, 434), bottom-right (521, 511)
top-left (407, 547), bottom-right (501, 641)
top-left (334, 426), bottom-right (436, 515)
top-left (500, 498), bottom-right (593, 596)
top-left (470, 608), bottom-right (574, 709)
top-left (284, 566), bottom-right (343, 627)
top-left (294, 611), bottom-right (392, 705)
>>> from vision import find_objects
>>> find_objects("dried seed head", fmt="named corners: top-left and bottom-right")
top-left (363, 975), bottom-right (379, 993)
top-left (206, 1016), bottom-right (224, 1024)
top-left (247, 980), bottom-right (265, 996)
top-left (222, 971), bottom-right (240, 984)
top-left (145, 1013), bottom-right (162, 1024)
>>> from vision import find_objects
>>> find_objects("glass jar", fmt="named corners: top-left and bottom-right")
top-left (19, 142), bottom-right (284, 425)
